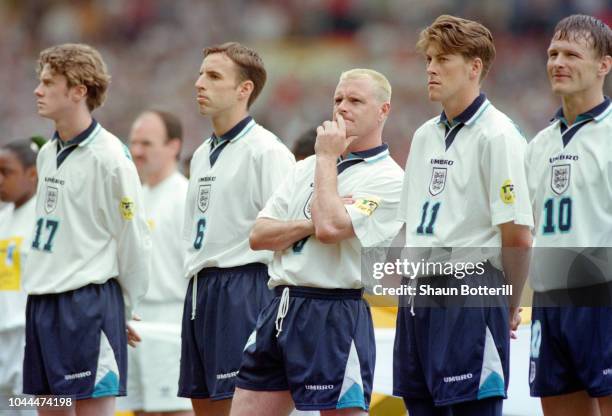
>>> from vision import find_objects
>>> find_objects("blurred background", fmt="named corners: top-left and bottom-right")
top-left (1, 0), bottom-right (611, 166)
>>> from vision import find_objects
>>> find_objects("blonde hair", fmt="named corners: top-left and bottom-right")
top-left (416, 15), bottom-right (496, 81)
top-left (38, 43), bottom-right (111, 111)
top-left (339, 68), bottom-right (392, 103)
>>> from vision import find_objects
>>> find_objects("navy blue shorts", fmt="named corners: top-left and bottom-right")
top-left (403, 396), bottom-right (503, 416)
top-left (178, 263), bottom-right (273, 400)
top-left (23, 279), bottom-right (127, 399)
top-left (529, 293), bottom-right (612, 397)
top-left (235, 286), bottom-right (375, 412)
top-left (393, 267), bottom-right (509, 407)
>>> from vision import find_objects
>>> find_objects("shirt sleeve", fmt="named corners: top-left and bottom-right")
top-left (258, 163), bottom-right (298, 220)
top-left (345, 168), bottom-right (404, 247)
top-left (482, 130), bottom-right (534, 228)
top-left (182, 160), bottom-right (198, 243)
top-left (101, 162), bottom-right (151, 319)
top-left (397, 149), bottom-right (415, 223)
top-left (256, 144), bottom-right (296, 211)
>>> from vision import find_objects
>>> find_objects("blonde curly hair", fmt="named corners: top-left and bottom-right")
top-left (38, 43), bottom-right (111, 111)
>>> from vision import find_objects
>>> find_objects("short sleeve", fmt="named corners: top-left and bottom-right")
top-left (483, 131), bottom-right (534, 228)
top-left (345, 167), bottom-right (403, 247)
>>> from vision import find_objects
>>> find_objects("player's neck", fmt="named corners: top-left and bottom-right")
top-left (146, 164), bottom-right (176, 188)
top-left (345, 133), bottom-right (383, 156)
top-left (210, 107), bottom-right (249, 137)
top-left (441, 87), bottom-right (480, 122)
top-left (54, 109), bottom-right (93, 142)
top-left (560, 89), bottom-right (605, 125)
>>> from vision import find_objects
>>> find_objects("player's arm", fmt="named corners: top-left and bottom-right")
top-left (500, 221), bottom-right (532, 300)
top-left (311, 116), bottom-right (356, 244)
top-left (485, 129), bottom-right (534, 334)
top-left (102, 162), bottom-right (151, 321)
top-left (499, 220), bottom-right (532, 335)
top-left (250, 157), bottom-right (313, 251)
top-left (250, 217), bottom-right (314, 251)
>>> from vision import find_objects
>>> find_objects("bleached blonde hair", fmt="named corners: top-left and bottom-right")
top-left (339, 68), bottom-right (392, 103)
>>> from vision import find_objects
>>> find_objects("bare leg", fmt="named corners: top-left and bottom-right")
top-left (541, 391), bottom-right (600, 416)
top-left (191, 398), bottom-right (231, 416)
top-left (597, 395), bottom-right (612, 416)
top-left (229, 388), bottom-right (294, 416)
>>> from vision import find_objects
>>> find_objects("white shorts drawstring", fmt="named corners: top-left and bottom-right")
top-left (408, 278), bottom-right (417, 316)
top-left (275, 287), bottom-right (290, 337)
top-left (191, 274), bottom-right (198, 320)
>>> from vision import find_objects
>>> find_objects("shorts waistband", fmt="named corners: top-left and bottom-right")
top-left (196, 262), bottom-right (267, 277)
top-left (274, 286), bottom-right (363, 300)
top-left (534, 280), bottom-right (612, 307)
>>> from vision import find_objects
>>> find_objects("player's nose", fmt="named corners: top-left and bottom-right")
top-left (34, 83), bottom-right (43, 97)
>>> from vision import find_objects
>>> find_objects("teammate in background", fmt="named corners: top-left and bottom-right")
top-left (231, 68), bottom-right (403, 416)
top-left (118, 110), bottom-right (192, 416)
top-left (291, 128), bottom-right (317, 161)
top-left (525, 15), bottom-right (612, 416)
top-left (393, 15), bottom-right (533, 416)
top-left (179, 42), bottom-right (295, 416)
top-left (23, 43), bottom-right (151, 416)
top-left (0, 138), bottom-right (41, 416)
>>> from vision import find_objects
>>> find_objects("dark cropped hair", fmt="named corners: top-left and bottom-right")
top-left (2, 136), bottom-right (46, 168)
top-left (144, 110), bottom-right (183, 160)
top-left (203, 42), bottom-right (267, 108)
top-left (553, 14), bottom-right (612, 58)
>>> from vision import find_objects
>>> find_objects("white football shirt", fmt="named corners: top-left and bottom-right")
top-left (0, 197), bottom-right (35, 331)
top-left (399, 94), bottom-right (533, 262)
top-left (141, 171), bottom-right (188, 305)
top-left (260, 144), bottom-right (404, 289)
top-left (23, 120), bottom-right (151, 318)
top-left (183, 117), bottom-right (295, 278)
top-left (526, 98), bottom-right (612, 290)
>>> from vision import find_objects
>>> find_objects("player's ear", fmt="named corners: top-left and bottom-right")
top-left (70, 84), bottom-right (88, 103)
top-left (470, 57), bottom-right (483, 81)
top-left (25, 165), bottom-right (38, 184)
top-left (379, 102), bottom-right (391, 123)
top-left (598, 54), bottom-right (612, 78)
top-left (238, 80), bottom-right (254, 101)
top-left (167, 137), bottom-right (182, 159)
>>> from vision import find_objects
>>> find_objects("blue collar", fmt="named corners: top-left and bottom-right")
top-left (550, 97), bottom-right (612, 126)
top-left (211, 116), bottom-right (253, 147)
top-left (336, 143), bottom-right (389, 175)
top-left (341, 143), bottom-right (389, 163)
top-left (438, 93), bottom-right (487, 128)
top-left (54, 119), bottom-right (98, 148)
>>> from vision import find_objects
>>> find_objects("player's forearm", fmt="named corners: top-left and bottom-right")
top-left (311, 155), bottom-right (354, 243)
top-left (250, 217), bottom-right (314, 251)
top-left (500, 223), bottom-right (533, 308)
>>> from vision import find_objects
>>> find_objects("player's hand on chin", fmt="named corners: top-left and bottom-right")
top-left (315, 114), bottom-right (358, 159)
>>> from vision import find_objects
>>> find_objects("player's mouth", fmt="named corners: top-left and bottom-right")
top-left (428, 80), bottom-right (441, 87)
top-left (196, 95), bottom-right (209, 104)
top-left (552, 73), bottom-right (570, 80)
